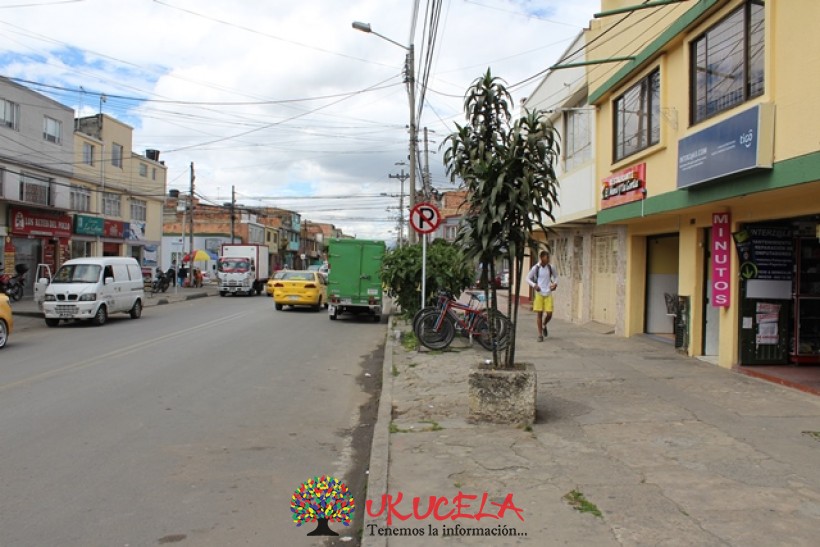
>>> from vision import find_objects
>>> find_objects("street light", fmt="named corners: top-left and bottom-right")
top-left (352, 20), bottom-right (417, 244)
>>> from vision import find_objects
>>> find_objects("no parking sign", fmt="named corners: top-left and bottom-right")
top-left (409, 202), bottom-right (442, 235)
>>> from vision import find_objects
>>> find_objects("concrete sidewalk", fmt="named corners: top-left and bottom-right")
top-left (363, 302), bottom-right (820, 546)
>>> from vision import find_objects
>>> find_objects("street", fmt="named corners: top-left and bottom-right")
top-left (0, 295), bottom-right (385, 546)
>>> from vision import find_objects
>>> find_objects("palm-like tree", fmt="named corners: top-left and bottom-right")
top-left (443, 70), bottom-right (560, 368)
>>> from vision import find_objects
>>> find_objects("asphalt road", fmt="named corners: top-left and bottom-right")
top-left (0, 295), bottom-right (386, 546)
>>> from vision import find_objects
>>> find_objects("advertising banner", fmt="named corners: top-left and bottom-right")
top-left (711, 212), bottom-right (731, 307)
top-left (601, 163), bottom-right (646, 209)
top-left (10, 207), bottom-right (72, 238)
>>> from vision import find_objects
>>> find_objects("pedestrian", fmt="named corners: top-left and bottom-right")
top-left (167, 260), bottom-right (177, 287)
top-left (526, 250), bottom-right (558, 342)
top-left (178, 264), bottom-right (188, 288)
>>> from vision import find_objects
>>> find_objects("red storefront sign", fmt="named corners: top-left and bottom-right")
top-left (712, 212), bottom-right (731, 307)
top-left (103, 219), bottom-right (125, 239)
top-left (9, 207), bottom-right (72, 238)
top-left (601, 163), bottom-right (647, 210)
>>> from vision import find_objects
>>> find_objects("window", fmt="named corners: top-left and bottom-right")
top-left (20, 173), bottom-right (51, 205)
top-left (613, 69), bottom-right (660, 162)
top-left (1, 98), bottom-right (20, 130)
top-left (111, 143), bottom-right (123, 168)
top-left (43, 116), bottom-right (62, 144)
top-left (691, 0), bottom-right (765, 123)
top-left (151, 167), bottom-right (157, 181)
top-left (564, 105), bottom-right (591, 171)
top-left (83, 143), bottom-right (95, 166)
top-left (103, 192), bottom-right (121, 217)
top-left (130, 198), bottom-right (147, 221)
top-left (139, 163), bottom-right (147, 177)
top-left (70, 185), bottom-right (92, 212)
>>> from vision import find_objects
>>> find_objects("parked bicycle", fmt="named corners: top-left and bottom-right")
top-left (413, 291), bottom-right (512, 351)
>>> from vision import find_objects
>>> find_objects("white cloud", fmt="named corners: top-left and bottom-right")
top-left (0, 0), bottom-right (599, 240)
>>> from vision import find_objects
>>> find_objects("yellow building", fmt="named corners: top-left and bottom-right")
top-left (74, 114), bottom-right (166, 264)
top-left (588, 0), bottom-right (820, 368)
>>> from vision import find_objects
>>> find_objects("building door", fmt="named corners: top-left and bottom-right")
top-left (591, 235), bottom-right (617, 324)
top-left (645, 235), bottom-right (679, 334)
top-left (703, 228), bottom-right (719, 355)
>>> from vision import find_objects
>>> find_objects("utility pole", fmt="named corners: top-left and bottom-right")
top-left (423, 127), bottom-right (431, 199)
top-left (230, 185), bottom-right (236, 244)
top-left (188, 161), bottom-right (195, 286)
top-left (388, 167), bottom-right (409, 247)
top-left (406, 46), bottom-right (417, 245)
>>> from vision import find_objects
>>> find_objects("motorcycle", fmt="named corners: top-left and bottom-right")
top-left (0, 264), bottom-right (29, 302)
top-left (151, 268), bottom-right (170, 293)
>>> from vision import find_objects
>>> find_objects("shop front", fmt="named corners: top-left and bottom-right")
top-left (7, 206), bottom-right (71, 295)
top-left (734, 217), bottom-right (820, 366)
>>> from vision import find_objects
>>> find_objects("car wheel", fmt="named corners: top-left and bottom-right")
top-left (45, 318), bottom-right (60, 328)
top-left (219, 291), bottom-right (226, 297)
top-left (314, 297), bottom-right (322, 311)
top-left (373, 314), bottom-right (381, 323)
top-left (0, 318), bottom-right (7, 348)
top-left (130, 300), bottom-right (142, 319)
top-left (91, 305), bottom-right (107, 326)
top-left (275, 303), bottom-right (283, 311)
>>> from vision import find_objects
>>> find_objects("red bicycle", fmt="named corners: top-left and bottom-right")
top-left (413, 291), bottom-right (511, 351)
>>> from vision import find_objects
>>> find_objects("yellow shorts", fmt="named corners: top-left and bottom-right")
top-left (533, 293), bottom-right (554, 313)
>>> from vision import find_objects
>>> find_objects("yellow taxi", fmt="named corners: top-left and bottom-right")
top-left (0, 293), bottom-right (13, 349)
top-left (265, 271), bottom-right (286, 296)
top-left (271, 270), bottom-right (328, 311)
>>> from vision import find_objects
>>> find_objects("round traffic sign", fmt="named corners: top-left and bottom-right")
top-left (410, 202), bottom-right (442, 234)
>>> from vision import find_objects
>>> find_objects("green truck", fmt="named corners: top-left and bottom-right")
top-left (327, 238), bottom-right (385, 322)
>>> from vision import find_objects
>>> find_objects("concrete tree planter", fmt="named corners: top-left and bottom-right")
top-left (467, 362), bottom-right (536, 425)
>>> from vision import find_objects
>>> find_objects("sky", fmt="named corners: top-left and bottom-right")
top-left (0, 0), bottom-right (601, 241)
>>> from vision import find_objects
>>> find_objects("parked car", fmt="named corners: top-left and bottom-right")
top-left (271, 270), bottom-right (328, 311)
top-left (0, 293), bottom-right (13, 349)
top-left (40, 257), bottom-right (144, 327)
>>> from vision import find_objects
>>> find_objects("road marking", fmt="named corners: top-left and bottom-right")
top-left (0, 312), bottom-right (248, 393)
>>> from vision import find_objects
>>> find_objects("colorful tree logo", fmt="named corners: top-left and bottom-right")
top-left (290, 475), bottom-right (355, 536)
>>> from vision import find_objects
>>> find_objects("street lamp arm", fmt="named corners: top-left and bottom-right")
top-left (351, 21), bottom-right (409, 51)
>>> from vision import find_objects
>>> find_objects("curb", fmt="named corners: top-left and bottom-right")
top-left (361, 315), bottom-right (395, 547)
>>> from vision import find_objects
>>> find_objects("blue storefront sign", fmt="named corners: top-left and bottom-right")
top-left (677, 105), bottom-right (773, 189)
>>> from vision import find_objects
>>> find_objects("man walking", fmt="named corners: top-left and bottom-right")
top-left (526, 250), bottom-right (558, 341)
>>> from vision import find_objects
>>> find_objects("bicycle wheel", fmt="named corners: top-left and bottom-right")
top-left (475, 312), bottom-right (512, 351)
top-left (416, 310), bottom-right (456, 350)
top-left (412, 306), bottom-right (439, 337)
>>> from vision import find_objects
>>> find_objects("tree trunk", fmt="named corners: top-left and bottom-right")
top-left (306, 518), bottom-right (338, 536)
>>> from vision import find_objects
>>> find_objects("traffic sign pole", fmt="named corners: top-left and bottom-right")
top-left (410, 202), bottom-right (442, 310)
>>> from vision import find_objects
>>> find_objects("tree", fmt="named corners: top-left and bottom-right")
top-left (380, 239), bottom-right (475, 318)
top-left (443, 69), bottom-right (560, 369)
top-left (290, 475), bottom-right (355, 536)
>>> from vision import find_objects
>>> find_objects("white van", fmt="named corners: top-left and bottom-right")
top-left (41, 257), bottom-right (145, 327)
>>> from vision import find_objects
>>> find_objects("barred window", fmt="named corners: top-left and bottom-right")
top-left (139, 163), bottom-right (147, 177)
top-left (130, 198), bottom-right (147, 221)
top-left (691, 1), bottom-right (765, 123)
top-left (20, 173), bottom-right (50, 205)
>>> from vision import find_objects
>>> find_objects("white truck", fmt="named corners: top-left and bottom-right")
top-left (217, 244), bottom-right (269, 296)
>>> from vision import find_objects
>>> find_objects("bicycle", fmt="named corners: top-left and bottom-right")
top-left (414, 291), bottom-right (512, 351)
